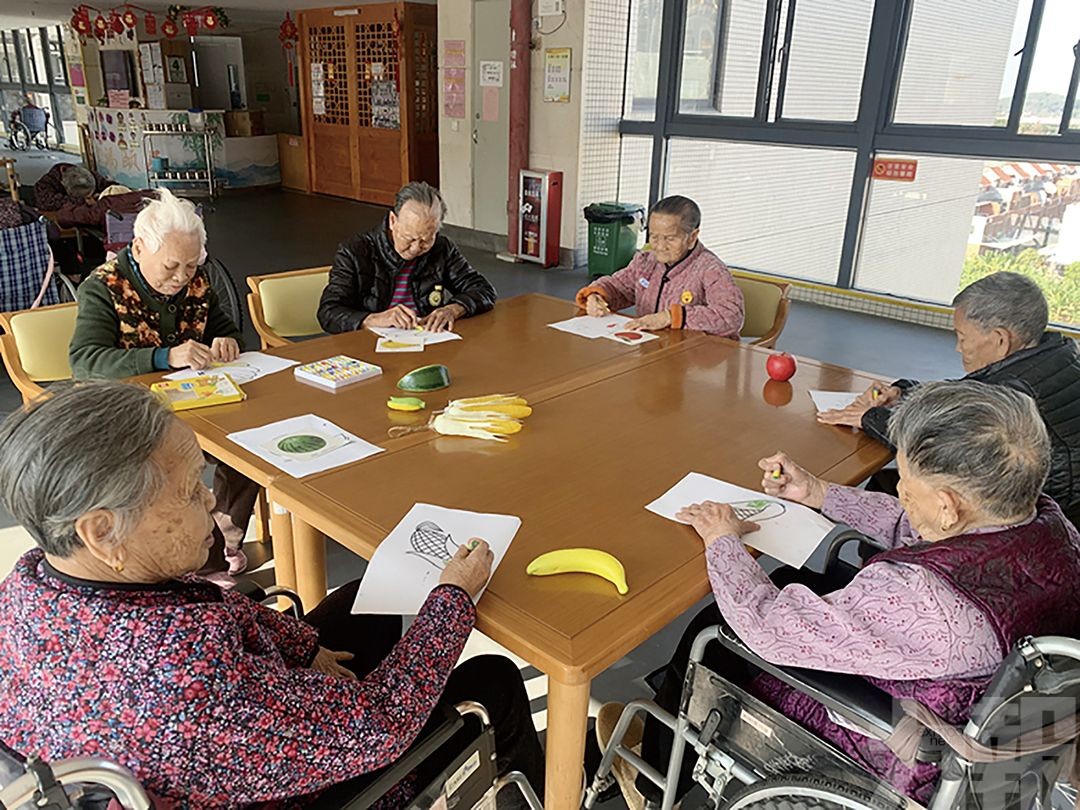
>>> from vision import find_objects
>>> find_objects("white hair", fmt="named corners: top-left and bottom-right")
top-left (133, 188), bottom-right (207, 262)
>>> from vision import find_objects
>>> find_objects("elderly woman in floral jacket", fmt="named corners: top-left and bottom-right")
top-left (67, 188), bottom-right (251, 576)
top-left (0, 382), bottom-right (543, 808)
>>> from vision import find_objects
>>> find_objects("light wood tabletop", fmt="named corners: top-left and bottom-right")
top-left (138, 293), bottom-right (891, 808)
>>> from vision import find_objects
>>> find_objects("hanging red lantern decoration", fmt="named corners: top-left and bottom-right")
top-left (71, 6), bottom-right (92, 38)
top-left (121, 8), bottom-right (137, 28)
top-left (144, 11), bottom-right (156, 34)
top-left (202, 9), bottom-right (218, 29)
top-left (109, 11), bottom-right (124, 33)
top-left (182, 11), bottom-right (199, 35)
top-left (279, 11), bottom-right (299, 86)
top-left (161, 17), bottom-right (178, 37)
top-left (93, 13), bottom-right (108, 39)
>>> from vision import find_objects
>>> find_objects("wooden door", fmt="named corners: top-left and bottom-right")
top-left (353, 4), bottom-right (403, 206)
top-left (299, 8), bottom-right (358, 199)
top-left (402, 3), bottom-right (439, 187)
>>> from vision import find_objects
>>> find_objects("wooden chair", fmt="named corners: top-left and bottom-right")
top-left (0, 303), bottom-right (78, 403)
top-left (734, 275), bottom-right (791, 349)
top-left (0, 158), bottom-right (18, 202)
top-left (246, 266), bottom-right (330, 349)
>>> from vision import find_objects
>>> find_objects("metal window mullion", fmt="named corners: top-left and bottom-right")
top-left (23, 30), bottom-right (40, 85)
top-left (10, 31), bottom-right (28, 95)
top-left (773, 0), bottom-right (798, 121)
top-left (648, 0), bottom-right (688, 206)
top-left (880, 0), bottom-right (913, 127)
top-left (754, 0), bottom-right (783, 121)
top-left (1007, 0), bottom-right (1045, 134)
top-left (1060, 39), bottom-right (1080, 134)
top-left (55, 26), bottom-right (70, 89)
top-left (40, 27), bottom-right (64, 144)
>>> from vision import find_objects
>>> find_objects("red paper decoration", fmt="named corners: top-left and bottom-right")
top-left (202, 9), bottom-right (218, 29)
top-left (109, 11), bottom-right (124, 33)
top-left (71, 6), bottom-right (92, 37)
top-left (121, 8), bottom-right (136, 27)
top-left (181, 12), bottom-right (198, 35)
top-left (93, 13), bottom-right (108, 38)
top-left (144, 11), bottom-right (156, 34)
top-left (161, 17), bottom-right (178, 37)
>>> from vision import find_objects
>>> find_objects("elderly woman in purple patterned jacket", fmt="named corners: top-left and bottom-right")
top-left (574, 196), bottom-right (745, 338)
top-left (0, 381), bottom-right (543, 809)
top-left (604, 380), bottom-right (1080, 809)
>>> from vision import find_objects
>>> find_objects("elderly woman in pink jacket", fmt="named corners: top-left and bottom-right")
top-left (574, 196), bottom-right (745, 338)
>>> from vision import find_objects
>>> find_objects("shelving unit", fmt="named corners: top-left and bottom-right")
top-left (141, 128), bottom-right (216, 199)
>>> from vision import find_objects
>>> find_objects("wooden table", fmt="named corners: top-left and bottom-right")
top-left (145, 293), bottom-right (890, 808)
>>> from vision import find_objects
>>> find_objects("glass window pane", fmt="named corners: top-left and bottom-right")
top-left (624, 0), bottom-right (662, 120)
top-left (617, 135), bottom-right (653, 210)
top-left (28, 30), bottom-right (49, 85)
top-left (665, 139), bottom-right (855, 282)
top-left (680, 0), bottom-right (765, 117)
top-left (1019, 0), bottom-right (1080, 134)
top-left (780, 0), bottom-right (873, 121)
top-left (0, 35), bottom-right (15, 83)
top-left (856, 153), bottom-right (1080, 327)
top-left (894, 0), bottom-right (1032, 126)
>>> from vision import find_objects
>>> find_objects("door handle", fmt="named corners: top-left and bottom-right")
top-left (472, 129), bottom-right (478, 144)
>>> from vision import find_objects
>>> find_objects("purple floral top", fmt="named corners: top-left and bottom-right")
top-left (706, 485), bottom-right (1024, 681)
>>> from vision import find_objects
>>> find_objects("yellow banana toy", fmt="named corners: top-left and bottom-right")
top-left (388, 393), bottom-right (533, 441)
top-left (526, 548), bottom-right (629, 595)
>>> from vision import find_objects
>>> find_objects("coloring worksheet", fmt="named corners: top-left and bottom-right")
top-left (548, 314), bottom-right (633, 339)
top-left (226, 414), bottom-right (384, 478)
top-left (163, 351), bottom-right (299, 384)
top-left (602, 329), bottom-right (659, 347)
top-left (351, 503), bottom-right (521, 615)
top-left (809, 390), bottom-right (861, 413)
top-left (369, 326), bottom-right (462, 346)
top-left (645, 472), bottom-right (835, 568)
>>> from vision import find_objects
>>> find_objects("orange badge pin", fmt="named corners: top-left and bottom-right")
top-left (680, 290), bottom-right (694, 305)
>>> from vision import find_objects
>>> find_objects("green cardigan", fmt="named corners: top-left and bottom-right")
top-left (69, 250), bottom-right (242, 380)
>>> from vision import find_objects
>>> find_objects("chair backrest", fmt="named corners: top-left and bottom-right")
top-left (19, 107), bottom-right (47, 132)
top-left (248, 267), bottom-right (329, 341)
top-left (0, 303), bottom-right (77, 397)
top-left (734, 275), bottom-right (790, 346)
top-left (0, 219), bottom-right (59, 312)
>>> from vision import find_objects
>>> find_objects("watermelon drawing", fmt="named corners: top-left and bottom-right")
top-left (276, 434), bottom-right (328, 455)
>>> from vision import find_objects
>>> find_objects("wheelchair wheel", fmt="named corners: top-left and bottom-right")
top-left (725, 775), bottom-right (903, 810)
top-left (204, 256), bottom-right (244, 333)
top-left (8, 122), bottom-right (31, 151)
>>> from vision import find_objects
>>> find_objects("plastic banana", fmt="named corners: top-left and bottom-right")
top-left (526, 548), bottom-right (629, 595)
top-left (446, 395), bottom-right (533, 419)
top-left (431, 412), bottom-right (522, 441)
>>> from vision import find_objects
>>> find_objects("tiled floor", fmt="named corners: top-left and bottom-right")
top-left (0, 188), bottom-right (966, 808)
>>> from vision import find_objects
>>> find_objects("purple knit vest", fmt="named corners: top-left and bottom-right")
top-left (751, 496), bottom-right (1080, 801)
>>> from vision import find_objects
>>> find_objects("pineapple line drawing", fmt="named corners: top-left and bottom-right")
top-left (408, 521), bottom-right (459, 570)
top-left (730, 499), bottom-right (786, 522)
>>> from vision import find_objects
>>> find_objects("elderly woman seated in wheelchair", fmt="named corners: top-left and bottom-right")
top-left (0, 382), bottom-right (543, 809)
top-left (590, 380), bottom-right (1080, 810)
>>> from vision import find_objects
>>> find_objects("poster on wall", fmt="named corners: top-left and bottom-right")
top-left (107, 89), bottom-right (130, 108)
top-left (481, 86), bottom-right (499, 121)
top-left (166, 55), bottom-right (187, 84)
top-left (543, 48), bottom-right (571, 103)
top-left (479, 61), bottom-right (503, 87)
top-left (69, 63), bottom-right (85, 88)
top-left (443, 67), bottom-right (465, 118)
top-left (313, 97), bottom-right (326, 116)
top-left (444, 39), bottom-right (465, 68)
top-left (371, 80), bottom-right (400, 129)
top-left (310, 62), bottom-right (326, 117)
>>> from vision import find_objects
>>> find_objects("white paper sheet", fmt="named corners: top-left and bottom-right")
top-left (645, 472), bottom-right (834, 568)
top-left (351, 503), bottom-right (521, 615)
top-left (226, 414), bottom-right (383, 478)
top-left (601, 329), bottom-right (659, 347)
top-left (375, 337), bottom-right (425, 353)
top-left (548, 314), bottom-right (632, 339)
top-left (163, 352), bottom-right (298, 385)
top-left (809, 390), bottom-right (860, 413)
top-left (369, 326), bottom-right (462, 345)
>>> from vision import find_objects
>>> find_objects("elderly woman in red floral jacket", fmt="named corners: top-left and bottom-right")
top-left (0, 381), bottom-right (543, 808)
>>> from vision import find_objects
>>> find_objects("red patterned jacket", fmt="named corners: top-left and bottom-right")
top-left (0, 550), bottom-right (475, 808)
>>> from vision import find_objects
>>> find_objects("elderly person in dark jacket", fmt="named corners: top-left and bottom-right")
top-left (0, 381), bottom-right (543, 809)
top-left (318, 181), bottom-right (497, 334)
top-left (819, 272), bottom-right (1080, 525)
top-left (33, 163), bottom-right (112, 212)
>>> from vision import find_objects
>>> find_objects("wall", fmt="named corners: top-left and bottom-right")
top-left (236, 24), bottom-right (300, 135)
top-left (193, 35), bottom-right (246, 110)
top-left (436, 0), bottom-right (473, 228)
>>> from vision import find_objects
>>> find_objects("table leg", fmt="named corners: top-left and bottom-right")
top-left (268, 500), bottom-right (296, 591)
top-left (292, 515), bottom-right (328, 613)
top-left (545, 676), bottom-right (591, 809)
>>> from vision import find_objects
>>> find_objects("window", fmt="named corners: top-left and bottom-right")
top-left (47, 28), bottom-right (66, 85)
top-left (1019, 0), bottom-right (1080, 134)
top-left (679, 0), bottom-right (766, 117)
top-left (665, 139), bottom-right (856, 282)
top-left (0, 34), bottom-right (15, 83)
top-left (856, 153), bottom-right (1080, 326)
top-left (617, 135), bottom-right (653, 209)
top-left (624, 0), bottom-right (663, 120)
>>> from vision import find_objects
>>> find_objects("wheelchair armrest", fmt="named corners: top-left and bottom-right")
top-left (232, 578), bottom-right (305, 619)
top-left (823, 529), bottom-right (880, 573)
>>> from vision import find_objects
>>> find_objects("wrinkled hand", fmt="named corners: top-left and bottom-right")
top-left (439, 538), bottom-right (494, 601)
top-left (311, 646), bottom-right (357, 680)
top-left (817, 382), bottom-right (901, 427)
top-left (363, 305), bottom-right (420, 330)
top-left (421, 303), bottom-right (466, 333)
top-left (210, 337), bottom-right (240, 364)
top-left (624, 311), bottom-right (673, 332)
top-left (854, 381), bottom-right (901, 409)
top-left (585, 293), bottom-right (611, 317)
top-left (168, 339), bottom-right (213, 370)
top-left (816, 403), bottom-right (869, 428)
top-left (676, 501), bottom-right (760, 546)
top-left (759, 452), bottom-right (828, 509)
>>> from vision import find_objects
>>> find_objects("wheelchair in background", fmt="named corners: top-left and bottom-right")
top-left (7, 106), bottom-right (50, 152)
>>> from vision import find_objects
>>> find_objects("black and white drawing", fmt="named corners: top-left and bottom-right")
top-left (408, 521), bottom-right (459, 570)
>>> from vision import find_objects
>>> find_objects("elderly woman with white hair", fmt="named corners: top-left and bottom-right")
top-left (607, 381), bottom-right (1080, 809)
top-left (68, 188), bottom-right (251, 575)
top-left (0, 382), bottom-right (543, 808)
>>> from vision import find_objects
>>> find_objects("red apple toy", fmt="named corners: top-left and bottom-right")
top-left (766, 352), bottom-right (797, 382)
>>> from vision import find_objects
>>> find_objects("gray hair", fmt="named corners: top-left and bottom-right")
top-left (61, 166), bottom-right (97, 199)
top-left (0, 382), bottom-right (176, 557)
top-left (952, 272), bottom-right (1048, 347)
top-left (393, 181), bottom-right (447, 223)
top-left (888, 380), bottom-right (1050, 521)
top-left (134, 188), bottom-right (207, 261)
top-left (650, 195), bottom-right (701, 233)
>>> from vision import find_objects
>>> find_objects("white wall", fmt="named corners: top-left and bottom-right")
top-left (437, 0), bottom-right (474, 228)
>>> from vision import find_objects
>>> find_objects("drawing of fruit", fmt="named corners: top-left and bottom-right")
top-left (408, 521), bottom-right (459, 568)
top-left (614, 331), bottom-right (643, 341)
top-left (276, 434), bottom-right (328, 454)
top-left (730, 499), bottom-right (786, 522)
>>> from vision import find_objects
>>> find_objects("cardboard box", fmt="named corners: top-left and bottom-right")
top-left (277, 132), bottom-right (310, 192)
top-left (225, 110), bottom-right (265, 137)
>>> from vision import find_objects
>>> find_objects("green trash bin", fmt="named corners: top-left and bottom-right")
top-left (584, 202), bottom-right (645, 277)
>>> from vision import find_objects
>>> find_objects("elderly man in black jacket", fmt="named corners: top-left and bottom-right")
top-left (318, 182), bottom-right (496, 334)
top-left (819, 272), bottom-right (1080, 525)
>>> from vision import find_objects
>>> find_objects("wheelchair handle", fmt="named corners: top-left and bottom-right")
top-left (454, 700), bottom-right (492, 729)
top-left (0, 758), bottom-right (151, 810)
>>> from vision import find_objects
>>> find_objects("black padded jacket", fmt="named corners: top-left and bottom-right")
top-left (862, 332), bottom-right (1080, 524)
top-left (317, 216), bottom-right (497, 334)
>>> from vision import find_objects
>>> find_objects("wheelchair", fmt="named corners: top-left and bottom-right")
top-left (0, 582), bottom-right (542, 810)
top-left (586, 534), bottom-right (1080, 810)
top-left (7, 107), bottom-right (50, 152)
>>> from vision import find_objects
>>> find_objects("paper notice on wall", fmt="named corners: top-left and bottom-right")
top-left (311, 62), bottom-right (324, 81)
top-left (444, 67), bottom-right (465, 118)
top-left (444, 39), bottom-right (466, 68)
top-left (145, 84), bottom-right (165, 110)
top-left (479, 60), bottom-right (503, 87)
top-left (543, 47), bottom-right (571, 102)
top-left (481, 86), bottom-right (499, 121)
top-left (313, 97), bottom-right (326, 116)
